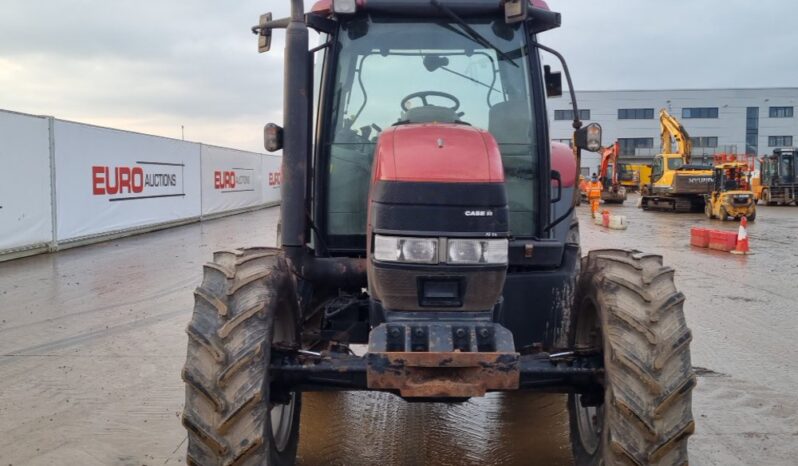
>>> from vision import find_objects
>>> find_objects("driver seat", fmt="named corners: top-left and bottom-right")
top-left (399, 106), bottom-right (459, 125)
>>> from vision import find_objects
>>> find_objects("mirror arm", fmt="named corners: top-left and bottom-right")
top-left (531, 40), bottom-right (585, 232)
top-left (252, 13), bottom-right (335, 38)
top-left (529, 40), bottom-right (581, 131)
top-left (306, 13), bottom-right (337, 34)
top-left (252, 17), bottom-right (291, 35)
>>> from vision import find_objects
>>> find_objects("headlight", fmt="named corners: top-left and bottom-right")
top-left (373, 235), bottom-right (437, 264)
top-left (448, 239), bottom-right (508, 265)
top-left (373, 236), bottom-right (508, 265)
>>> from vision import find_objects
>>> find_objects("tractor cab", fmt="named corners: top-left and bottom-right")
top-left (178, 3), bottom-right (695, 464)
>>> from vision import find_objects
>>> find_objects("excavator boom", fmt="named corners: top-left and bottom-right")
top-left (659, 109), bottom-right (693, 165)
top-left (598, 141), bottom-right (626, 204)
top-left (598, 141), bottom-right (620, 184)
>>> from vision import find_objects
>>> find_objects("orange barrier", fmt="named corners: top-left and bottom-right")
top-left (690, 228), bottom-right (710, 248)
top-left (692, 219), bottom-right (751, 254)
top-left (708, 230), bottom-right (738, 252)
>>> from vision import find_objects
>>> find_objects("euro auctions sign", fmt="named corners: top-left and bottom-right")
top-left (54, 120), bottom-right (202, 241)
top-left (268, 170), bottom-right (282, 188)
top-left (214, 169), bottom-right (254, 192)
top-left (92, 162), bottom-right (185, 200)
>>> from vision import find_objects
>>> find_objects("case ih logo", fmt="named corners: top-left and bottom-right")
top-left (214, 168), bottom-right (254, 193)
top-left (268, 171), bottom-right (282, 188)
top-left (92, 161), bottom-right (185, 201)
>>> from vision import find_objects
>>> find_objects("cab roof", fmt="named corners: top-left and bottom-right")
top-left (311, 0), bottom-right (551, 15)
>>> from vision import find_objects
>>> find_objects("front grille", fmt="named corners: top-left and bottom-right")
top-left (370, 265), bottom-right (505, 312)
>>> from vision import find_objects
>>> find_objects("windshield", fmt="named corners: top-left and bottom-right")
top-left (781, 153), bottom-right (795, 180)
top-left (324, 16), bottom-right (537, 242)
top-left (668, 158), bottom-right (684, 170)
top-left (652, 157), bottom-right (663, 179)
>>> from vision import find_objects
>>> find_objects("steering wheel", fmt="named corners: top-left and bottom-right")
top-left (401, 91), bottom-right (460, 112)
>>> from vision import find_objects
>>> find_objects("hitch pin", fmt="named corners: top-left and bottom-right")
top-left (548, 351), bottom-right (575, 359)
top-left (297, 349), bottom-right (323, 357)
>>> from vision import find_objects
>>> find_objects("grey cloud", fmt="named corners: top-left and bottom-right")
top-left (1, 0), bottom-right (796, 152)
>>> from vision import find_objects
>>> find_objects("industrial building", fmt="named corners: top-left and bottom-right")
top-left (548, 87), bottom-right (798, 174)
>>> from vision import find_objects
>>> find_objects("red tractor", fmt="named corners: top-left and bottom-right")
top-left (181, 1), bottom-right (695, 465)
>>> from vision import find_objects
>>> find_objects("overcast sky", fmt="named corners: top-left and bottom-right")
top-left (1, 0), bottom-right (795, 153)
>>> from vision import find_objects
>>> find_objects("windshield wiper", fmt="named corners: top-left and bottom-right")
top-left (430, 0), bottom-right (518, 68)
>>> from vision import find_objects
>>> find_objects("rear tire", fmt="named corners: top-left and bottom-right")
top-left (569, 249), bottom-right (695, 466)
top-left (182, 248), bottom-right (301, 466)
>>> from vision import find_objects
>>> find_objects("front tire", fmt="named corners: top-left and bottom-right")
top-left (182, 248), bottom-right (301, 466)
top-left (569, 249), bottom-right (696, 466)
top-left (704, 201), bottom-right (713, 219)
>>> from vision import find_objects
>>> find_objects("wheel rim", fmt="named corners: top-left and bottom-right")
top-left (574, 299), bottom-right (603, 455)
top-left (270, 311), bottom-right (296, 453)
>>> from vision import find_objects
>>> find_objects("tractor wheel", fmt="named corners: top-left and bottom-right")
top-left (569, 249), bottom-right (695, 466)
top-left (747, 210), bottom-right (756, 222)
top-left (182, 248), bottom-right (301, 466)
top-left (719, 207), bottom-right (728, 221)
top-left (704, 201), bottom-right (713, 219)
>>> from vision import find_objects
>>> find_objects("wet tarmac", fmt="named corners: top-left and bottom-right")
top-left (1, 196), bottom-right (797, 465)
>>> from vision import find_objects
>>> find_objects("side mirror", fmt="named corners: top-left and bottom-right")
top-left (505, 0), bottom-right (528, 24)
top-left (544, 65), bottom-right (562, 98)
top-left (574, 123), bottom-right (602, 152)
top-left (264, 123), bottom-right (284, 152)
top-left (257, 13), bottom-right (273, 53)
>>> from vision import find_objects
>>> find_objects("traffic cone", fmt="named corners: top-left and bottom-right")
top-left (731, 216), bottom-right (751, 255)
top-left (601, 210), bottom-right (611, 228)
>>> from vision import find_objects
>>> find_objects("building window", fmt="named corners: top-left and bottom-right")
top-left (690, 137), bottom-right (718, 148)
top-left (554, 109), bottom-right (590, 121)
top-left (746, 107), bottom-right (759, 155)
top-left (618, 108), bottom-right (654, 120)
top-left (682, 107), bottom-right (718, 119)
top-left (618, 138), bottom-right (654, 156)
top-left (769, 106), bottom-right (794, 118)
top-left (768, 136), bottom-right (793, 147)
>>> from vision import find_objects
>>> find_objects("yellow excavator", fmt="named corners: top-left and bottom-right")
top-left (641, 109), bottom-right (714, 212)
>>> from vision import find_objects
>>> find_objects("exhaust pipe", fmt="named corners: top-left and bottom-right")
top-left (279, 0), bottom-right (367, 289)
top-left (281, 0), bottom-right (309, 254)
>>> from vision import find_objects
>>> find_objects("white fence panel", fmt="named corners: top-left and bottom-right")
top-left (54, 121), bottom-right (202, 242)
top-left (262, 154), bottom-right (282, 205)
top-left (0, 111), bottom-right (53, 253)
top-left (201, 145), bottom-right (265, 216)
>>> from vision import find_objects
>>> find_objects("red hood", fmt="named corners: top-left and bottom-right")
top-left (551, 141), bottom-right (577, 187)
top-left (373, 124), bottom-right (504, 183)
